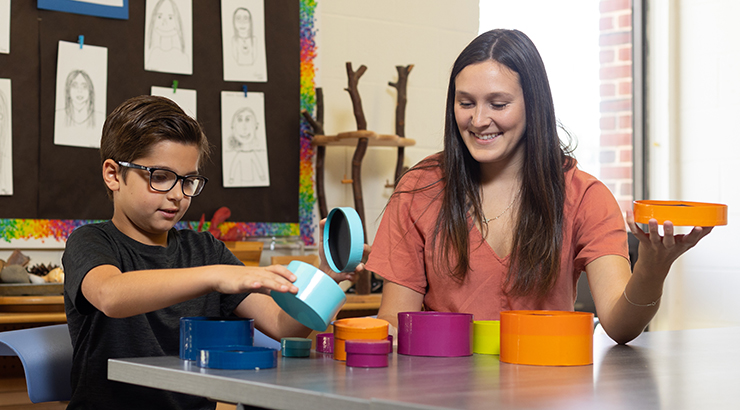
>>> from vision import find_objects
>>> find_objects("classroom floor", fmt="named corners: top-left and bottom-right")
top-left (0, 377), bottom-right (67, 409)
top-left (0, 376), bottom-right (238, 409)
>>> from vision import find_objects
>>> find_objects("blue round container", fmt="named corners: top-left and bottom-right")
top-left (198, 346), bottom-right (277, 370)
top-left (324, 207), bottom-right (364, 273)
top-left (271, 261), bottom-right (347, 331)
top-left (179, 317), bottom-right (254, 361)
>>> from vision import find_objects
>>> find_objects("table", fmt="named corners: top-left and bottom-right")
top-left (108, 326), bottom-right (740, 410)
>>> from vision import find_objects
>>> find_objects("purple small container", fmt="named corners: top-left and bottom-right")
top-left (387, 334), bottom-right (394, 353)
top-left (397, 311), bottom-right (473, 357)
top-left (345, 339), bottom-right (390, 368)
top-left (316, 333), bottom-right (334, 354)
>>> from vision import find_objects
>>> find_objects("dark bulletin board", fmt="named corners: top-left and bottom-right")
top-left (0, 0), bottom-right (299, 223)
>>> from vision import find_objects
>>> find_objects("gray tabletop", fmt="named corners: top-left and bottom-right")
top-left (108, 326), bottom-right (740, 410)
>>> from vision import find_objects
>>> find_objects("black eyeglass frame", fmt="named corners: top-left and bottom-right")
top-left (116, 161), bottom-right (208, 197)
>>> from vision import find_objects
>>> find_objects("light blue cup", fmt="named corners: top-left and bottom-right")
top-left (271, 261), bottom-right (347, 331)
top-left (324, 207), bottom-right (364, 273)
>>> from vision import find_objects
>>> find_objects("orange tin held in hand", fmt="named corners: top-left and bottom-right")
top-left (633, 200), bottom-right (727, 226)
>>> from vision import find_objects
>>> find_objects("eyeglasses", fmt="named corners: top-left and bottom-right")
top-left (116, 161), bottom-right (208, 197)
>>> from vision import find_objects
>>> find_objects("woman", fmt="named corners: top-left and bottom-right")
top-left (366, 29), bottom-right (711, 345)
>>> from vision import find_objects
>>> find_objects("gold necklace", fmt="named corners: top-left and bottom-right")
top-left (484, 188), bottom-right (521, 223)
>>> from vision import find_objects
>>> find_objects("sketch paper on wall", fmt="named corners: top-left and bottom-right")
top-left (221, 91), bottom-right (269, 188)
top-left (151, 85), bottom-right (197, 119)
top-left (0, 0), bottom-right (9, 54)
top-left (53, 40), bottom-right (108, 149)
top-left (144, 0), bottom-right (192, 75)
top-left (221, 0), bottom-right (267, 82)
top-left (0, 78), bottom-right (12, 195)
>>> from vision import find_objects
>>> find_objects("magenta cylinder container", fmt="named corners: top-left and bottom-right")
top-left (345, 339), bottom-right (390, 368)
top-left (316, 333), bottom-right (334, 353)
top-left (397, 311), bottom-right (473, 357)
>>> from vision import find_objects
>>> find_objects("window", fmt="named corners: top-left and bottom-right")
top-left (479, 0), bottom-right (636, 211)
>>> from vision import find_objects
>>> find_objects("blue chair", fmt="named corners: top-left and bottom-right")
top-left (0, 324), bottom-right (73, 403)
top-left (253, 329), bottom-right (282, 350)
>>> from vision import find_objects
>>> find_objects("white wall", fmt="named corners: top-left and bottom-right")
top-left (648, 0), bottom-right (740, 330)
top-left (316, 0), bottom-right (479, 244)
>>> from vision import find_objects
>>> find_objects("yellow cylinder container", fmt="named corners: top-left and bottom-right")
top-left (473, 320), bottom-right (500, 355)
top-left (333, 318), bottom-right (389, 361)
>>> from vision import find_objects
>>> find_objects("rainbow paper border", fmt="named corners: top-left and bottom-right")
top-left (298, 0), bottom-right (318, 246)
top-left (1, 2), bottom-right (318, 245)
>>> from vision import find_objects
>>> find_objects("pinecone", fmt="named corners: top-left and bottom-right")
top-left (28, 263), bottom-right (59, 277)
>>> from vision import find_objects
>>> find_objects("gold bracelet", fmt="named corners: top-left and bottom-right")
top-left (623, 290), bottom-right (660, 307)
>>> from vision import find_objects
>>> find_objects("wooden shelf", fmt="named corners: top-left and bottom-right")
top-left (0, 296), bottom-right (64, 305)
top-left (313, 130), bottom-right (415, 147)
top-left (0, 312), bottom-right (67, 325)
top-left (342, 294), bottom-right (381, 311)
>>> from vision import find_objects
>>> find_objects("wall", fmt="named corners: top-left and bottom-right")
top-left (648, 0), bottom-right (740, 330)
top-left (316, 0), bottom-right (479, 244)
top-left (599, 0), bottom-right (634, 212)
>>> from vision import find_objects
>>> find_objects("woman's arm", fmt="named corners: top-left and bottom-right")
top-left (376, 281), bottom-right (425, 337)
top-left (587, 212), bottom-right (712, 344)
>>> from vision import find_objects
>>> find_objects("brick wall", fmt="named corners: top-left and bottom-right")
top-left (599, 0), bottom-right (633, 212)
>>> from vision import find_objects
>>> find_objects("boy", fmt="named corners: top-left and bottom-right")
top-left (63, 95), bottom-right (353, 409)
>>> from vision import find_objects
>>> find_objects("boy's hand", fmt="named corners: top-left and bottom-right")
top-left (317, 218), bottom-right (372, 283)
top-left (213, 264), bottom-right (299, 295)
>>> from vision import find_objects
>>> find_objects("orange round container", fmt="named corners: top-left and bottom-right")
top-left (633, 200), bottom-right (727, 226)
top-left (500, 310), bottom-right (594, 366)
top-left (333, 318), bottom-right (389, 361)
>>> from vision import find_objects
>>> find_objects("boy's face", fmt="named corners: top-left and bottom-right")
top-left (109, 140), bottom-right (200, 247)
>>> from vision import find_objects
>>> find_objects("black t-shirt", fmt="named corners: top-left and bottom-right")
top-left (62, 221), bottom-right (248, 410)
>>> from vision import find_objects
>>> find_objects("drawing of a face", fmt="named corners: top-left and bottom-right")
top-left (233, 8), bottom-right (253, 39)
top-left (0, 91), bottom-right (6, 140)
top-left (232, 107), bottom-right (258, 142)
top-left (148, 0), bottom-right (185, 52)
top-left (64, 69), bottom-right (95, 126)
top-left (69, 73), bottom-right (91, 109)
top-left (154, 1), bottom-right (178, 37)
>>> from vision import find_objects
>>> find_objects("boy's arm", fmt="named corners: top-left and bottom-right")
top-left (234, 293), bottom-right (312, 340)
top-left (81, 264), bottom-right (298, 318)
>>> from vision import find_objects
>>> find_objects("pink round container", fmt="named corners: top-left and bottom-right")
top-left (316, 333), bottom-right (334, 354)
top-left (345, 339), bottom-right (390, 368)
top-left (397, 311), bottom-right (473, 357)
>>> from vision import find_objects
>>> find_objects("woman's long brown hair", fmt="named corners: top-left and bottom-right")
top-left (400, 29), bottom-right (575, 299)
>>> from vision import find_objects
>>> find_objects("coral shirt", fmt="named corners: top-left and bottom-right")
top-left (365, 158), bottom-right (629, 320)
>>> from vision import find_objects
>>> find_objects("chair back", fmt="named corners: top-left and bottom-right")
top-left (223, 241), bottom-right (263, 266)
top-left (271, 254), bottom-right (320, 268)
top-left (0, 324), bottom-right (73, 403)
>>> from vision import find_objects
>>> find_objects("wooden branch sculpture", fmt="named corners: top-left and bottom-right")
top-left (301, 88), bottom-right (328, 219)
top-left (344, 62), bottom-right (369, 242)
top-left (345, 62), bottom-right (368, 131)
top-left (345, 62), bottom-right (370, 295)
top-left (388, 64), bottom-right (414, 185)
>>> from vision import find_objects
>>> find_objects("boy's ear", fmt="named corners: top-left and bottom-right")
top-left (102, 159), bottom-right (122, 192)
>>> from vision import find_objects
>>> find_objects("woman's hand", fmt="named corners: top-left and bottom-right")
top-left (625, 210), bottom-right (713, 280)
top-left (317, 218), bottom-right (371, 283)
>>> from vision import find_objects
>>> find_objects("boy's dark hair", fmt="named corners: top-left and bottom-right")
top-left (100, 95), bottom-right (211, 199)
